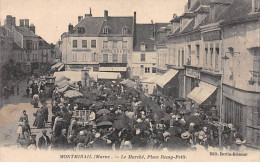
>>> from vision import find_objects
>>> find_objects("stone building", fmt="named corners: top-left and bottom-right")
top-left (61, 10), bottom-right (135, 78)
top-left (162, 0), bottom-right (260, 148)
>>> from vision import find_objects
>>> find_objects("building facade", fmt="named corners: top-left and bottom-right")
top-left (161, 0), bottom-right (260, 148)
top-left (61, 10), bottom-right (135, 78)
top-left (132, 24), bottom-right (157, 80)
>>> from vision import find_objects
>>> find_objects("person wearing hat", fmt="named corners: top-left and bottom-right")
top-left (58, 129), bottom-right (69, 150)
top-left (38, 130), bottom-right (50, 150)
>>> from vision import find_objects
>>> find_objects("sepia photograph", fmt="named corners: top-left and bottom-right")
top-left (0, 0), bottom-right (259, 162)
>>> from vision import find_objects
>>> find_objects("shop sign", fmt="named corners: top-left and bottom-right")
top-left (72, 49), bottom-right (92, 52)
top-left (108, 36), bottom-right (123, 41)
top-left (186, 68), bottom-right (200, 79)
top-left (186, 33), bottom-right (201, 42)
top-left (202, 30), bottom-right (221, 41)
top-left (101, 49), bottom-right (131, 54)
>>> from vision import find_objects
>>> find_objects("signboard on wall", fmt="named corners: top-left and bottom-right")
top-left (186, 68), bottom-right (200, 79)
top-left (101, 49), bottom-right (131, 54)
top-left (202, 30), bottom-right (221, 41)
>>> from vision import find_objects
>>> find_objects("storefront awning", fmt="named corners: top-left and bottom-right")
top-left (99, 67), bottom-right (127, 72)
top-left (155, 69), bottom-right (179, 88)
top-left (141, 75), bottom-right (161, 84)
top-left (51, 62), bottom-right (64, 70)
top-left (57, 64), bottom-right (65, 71)
top-left (187, 81), bottom-right (217, 105)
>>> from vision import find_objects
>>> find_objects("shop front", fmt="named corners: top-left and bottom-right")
top-left (155, 67), bottom-right (184, 98)
top-left (223, 84), bottom-right (260, 149)
top-left (187, 70), bottom-right (221, 119)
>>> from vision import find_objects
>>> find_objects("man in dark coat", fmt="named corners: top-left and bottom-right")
top-left (42, 104), bottom-right (49, 124)
top-left (58, 129), bottom-right (68, 150)
top-left (38, 130), bottom-right (51, 150)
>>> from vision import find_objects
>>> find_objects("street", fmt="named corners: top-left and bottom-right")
top-left (0, 78), bottom-right (52, 148)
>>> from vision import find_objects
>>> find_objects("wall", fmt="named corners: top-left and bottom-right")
top-left (222, 20), bottom-right (260, 93)
top-left (132, 51), bottom-right (156, 79)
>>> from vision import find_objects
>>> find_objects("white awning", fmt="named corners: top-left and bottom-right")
top-left (141, 75), bottom-right (161, 84)
top-left (187, 81), bottom-right (217, 105)
top-left (57, 64), bottom-right (65, 71)
top-left (89, 72), bottom-right (121, 80)
top-left (54, 71), bottom-right (82, 83)
top-left (99, 67), bottom-right (127, 72)
top-left (51, 62), bottom-right (64, 70)
top-left (155, 69), bottom-right (179, 88)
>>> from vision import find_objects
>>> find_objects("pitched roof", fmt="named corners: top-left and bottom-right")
top-left (216, 0), bottom-right (260, 24)
top-left (74, 17), bottom-right (104, 36)
top-left (98, 17), bottom-right (134, 36)
top-left (133, 24), bottom-right (155, 51)
top-left (15, 26), bottom-right (38, 37)
top-left (181, 19), bottom-right (196, 33)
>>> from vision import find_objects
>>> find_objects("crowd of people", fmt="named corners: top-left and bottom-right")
top-left (16, 76), bottom-right (247, 152)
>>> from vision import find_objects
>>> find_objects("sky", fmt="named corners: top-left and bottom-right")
top-left (0, 0), bottom-right (187, 44)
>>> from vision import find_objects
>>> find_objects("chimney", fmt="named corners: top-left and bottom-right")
top-left (68, 23), bottom-right (73, 33)
top-left (78, 16), bottom-right (83, 22)
top-left (170, 14), bottom-right (180, 33)
top-left (104, 10), bottom-right (108, 20)
top-left (85, 7), bottom-right (93, 17)
top-left (134, 11), bottom-right (136, 24)
top-left (11, 17), bottom-right (16, 26)
top-left (24, 19), bottom-right (29, 28)
top-left (30, 24), bottom-right (35, 33)
top-left (5, 15), bottom-right (12, 27)
top-left (19, 19), bottom-right (25, 27)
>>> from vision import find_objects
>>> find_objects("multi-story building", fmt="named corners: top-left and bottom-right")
top-left (61, 10), bottom-right (135, 78)
top-left (161, 0), bottom-right (260, 148)
top-left (132, 24), bottom-right (157, 80)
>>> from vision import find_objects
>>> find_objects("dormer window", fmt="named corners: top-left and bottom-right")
top-left (103, 26), bottom-right (111, 34)
top-left (140, 42), bottom-right (146, 51)
top-left (122, 26), bottom-right (129, 34)
top-left (78, 26), bottom-right (85, 34)
top-left (252, 0), bottom-right (260, 12)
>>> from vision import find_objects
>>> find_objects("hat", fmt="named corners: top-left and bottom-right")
top-left (42, 130), bottom-right (47, 134)
top-left (193, 113), bottom-right (199, 116)
top-left (95, 133), bottom-right (101, 138)
top-left (136, 129), bottom-right (141, 135)
top-left (198, 131), bottom-right (205, 140)
top-left (163, 131), bottom-right (170, 137)
top-left (181, 131), bottom-right (191, 139)
top-left (79, 131), bottom-right (84, 136)
top-left (190, 123), bottom-right (195, 127)
top-left (171, 115), bottom-right (176, 119)
top-left (227, 123), bottom-right (233, 128)
top-left (106, 139), bottom-right (112, 144)
top-left (235, 139), bottom-right (242, 145)
top-left (136, 118), bottom-right (142, 123)
top-left (124, 141), bottom-right (131, 146)
top-left (179, 118), bottom-right (186, 125)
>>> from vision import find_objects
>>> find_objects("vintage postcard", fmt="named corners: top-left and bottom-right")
top-left (0, 0), bottom-right (259, 162)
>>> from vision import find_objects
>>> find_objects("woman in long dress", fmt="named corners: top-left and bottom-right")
top-left (33, 108), bottom-right (45, 128)
top-left (17, 117), bottom-right (24, 139)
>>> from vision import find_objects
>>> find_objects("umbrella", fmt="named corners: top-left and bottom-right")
top-left (105, 100), bottom-right (115, 106)
top-left (56, 80), bottom-right (69, 89)
top-left (112, 119), bottom-right (128, 130)
top-left (116, 98), bottom-right (128, 105)
top-left (178, 108), bottom-right (191, 114)
top-left (174, 97), bottom-right (186, 102)
top-left (167, 126), bottom-right (182, 136)
top-left (96, 114), bottom-right (113, 123)
top-left (184, 115), bottom-right (203, 125)
top-left (165, 136), bottom-right (190, 150)
top-left (96, 121), bottom-right (112, 127)
top-left (160, 113), bottom-right (171, 121)
top-left (64, 90), bottom-right (83, 98)
top-left (96, 109), bottom-right (110, 115)
top-left (135, 122), bottom-right (149, 132)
